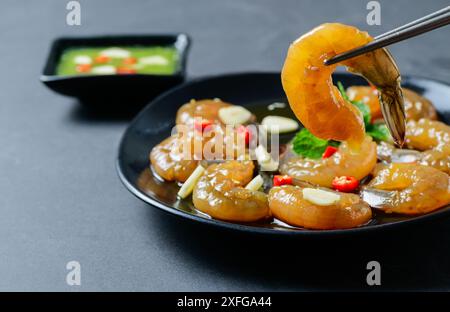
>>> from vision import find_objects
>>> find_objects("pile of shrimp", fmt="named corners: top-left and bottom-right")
top-left (148, 23), bottom-right (450, 230)
top-left (150, 99), bottom-right (249, 182)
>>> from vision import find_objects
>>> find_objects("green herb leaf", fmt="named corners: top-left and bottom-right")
top-left (366, 123), bottom-right (391, 142)
top-left (352, 100), bottom-right (371, 127)
top-left (337, 81), bottom-right (350, 101)
top-left (292, 128), bottom-right (340, 159)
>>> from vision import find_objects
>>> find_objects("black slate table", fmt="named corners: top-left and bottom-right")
top-left (1, 0), bottom-right (449, 291)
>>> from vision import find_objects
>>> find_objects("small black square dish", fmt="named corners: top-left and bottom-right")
top-left (40, 34), bottom-right (190, 106)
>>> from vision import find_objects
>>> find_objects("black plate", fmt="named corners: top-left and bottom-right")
top-left (117, 72), bottom-right (450, 236)
top-left (40, 34), bottom-right (190, 106)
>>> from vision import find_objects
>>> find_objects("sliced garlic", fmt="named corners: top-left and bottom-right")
top-left (261, 116), bottom-right (299, 133)
top-left (255, 145), bottom-right (279, 171)
top-left (245, 175), bottom-right (264, 191)
top-left (100, 47), bottom-right (130, 58)
top-left (177, 165), bottom-right (205, 199)
top-left (302, 188), bottom-right (341, 206)
top-left (74, 55), bottom-right (92, 65)
top-left (91, 65), bottom-right (116, 75)
top-left (218, 106), bottom-right (252, 126)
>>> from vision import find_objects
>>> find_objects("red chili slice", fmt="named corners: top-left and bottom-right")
top-left (94, 55), bottom-right (110, 64)
top-left (76, 64), bottom-right (91, 73)
top-left (273, 175), bottom-right (293, 187)
top-left (117, 67), bottom-right (137, 74)
top-left (332, 176), bottom-right (359, 192)
top-left (123, 57), bottom-right (137, 65)
top-left (237, 125), bottom-right (251, 145)
top-left (194, 119), bottom-right (213, 133)
top-left (322, 146), bottom-right (338, 159)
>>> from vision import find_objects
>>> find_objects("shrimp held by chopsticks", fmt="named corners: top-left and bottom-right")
top-left (282, 23), bottom-right (406, 147)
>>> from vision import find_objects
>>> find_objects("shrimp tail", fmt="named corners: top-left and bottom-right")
top-left (360, 187), bottom-right (399, 212)
top-left (379, 83), bottom-right (406, 147)
top-left (351, 47), bottom-right (406, 147)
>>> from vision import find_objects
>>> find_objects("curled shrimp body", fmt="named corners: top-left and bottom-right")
top-left (268, 185), bottom-right (372, 230)
top-left (347, 86), bottom-right (437, 121)
top-left (280, 136), bottom-right (377, 187)
top-left (192, 160), bottom-right (270, 222)
top-left (406, 118), bottom-right (450, 151)
top-left (176, 99), bottom-right (232, 126)
top-left (407, 119), bottom-right (450, 174)
top-left (150, 134), bottom-right (200, 182)
top-left (151, 99), bottom-right (229, 182)
top-left (282, 23), bottom-right (405, 147)
top-left (377, 119), bottom-right (450, 174)
top-left (377, 143), bottom-right (450, 175)
top-left (419, 148), bottom-right (450, 175)
top-left (362, 163), bottom-right (450, 215)
top-left (150, 126), bottom-right (249, 182)
top-left (151, 99), bottom-right (252, 182)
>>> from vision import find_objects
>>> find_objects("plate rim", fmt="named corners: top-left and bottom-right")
top-left (116, 71), bottom-right (450, 236)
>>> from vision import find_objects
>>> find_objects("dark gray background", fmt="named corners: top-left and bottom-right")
top-left (1, 0), bottom-right (449, 291)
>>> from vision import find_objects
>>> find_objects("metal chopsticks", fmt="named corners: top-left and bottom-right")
top-left (324, 6), bottom-right (450, 66)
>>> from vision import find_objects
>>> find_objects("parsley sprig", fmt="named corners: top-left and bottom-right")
top-left (292, 129), bottom-right (339, 159)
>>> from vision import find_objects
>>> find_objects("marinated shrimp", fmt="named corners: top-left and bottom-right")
top-left (406, 118), bottom-right (450, 174)
top-left (377, 119), bottom-right (450, 174)
top-left (176, 99), bottom-right (232, 126)
top-left (150, 134), bottom-right (200, 182)
top-left (282, 23), bottom-right (405, 147)
top-left (347, 86), bottom-right (437, 121)
top-left (150, 125), bottom-right (251, 182)
top-left (362, 163), bottom-right (450, 215)
top-left (151, 99), bottom-right (252, 182)
top-left (192, 160), bottom-right (270, 222)
top-left (280, 136), bottom-right (377, 187)
top-left (269, 185), bottom-right (372, 230)
top-left (405, 118), bottom-right (450, 151)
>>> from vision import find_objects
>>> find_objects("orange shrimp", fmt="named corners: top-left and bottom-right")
top-left (280, 136), bottom-right (377, 188)
top-left (377, 119), bottom-right (450, 174)
top-left (150, 134), bottom-right (200, 182)
top-left (362, 163), bottom-right (450, 215)
top-left (175, 99), bottom-right (232, 126)
top-left (347, 86), bottom-right (437, 121)
top-left (193, 161), bottom-right (269, 222)
top-left (269, 185), bottom-right (372, 230)
top-left (151, 99), bottom-right (251, 182)
top-left (282, 23), bottom-right (405, 147)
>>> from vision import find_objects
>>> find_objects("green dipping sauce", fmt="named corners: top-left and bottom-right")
top-left (56, 46), bottom-right (179, 76)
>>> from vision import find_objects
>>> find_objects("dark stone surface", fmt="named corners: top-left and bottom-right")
top-left (0, 0), bottom-right (449, 291)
